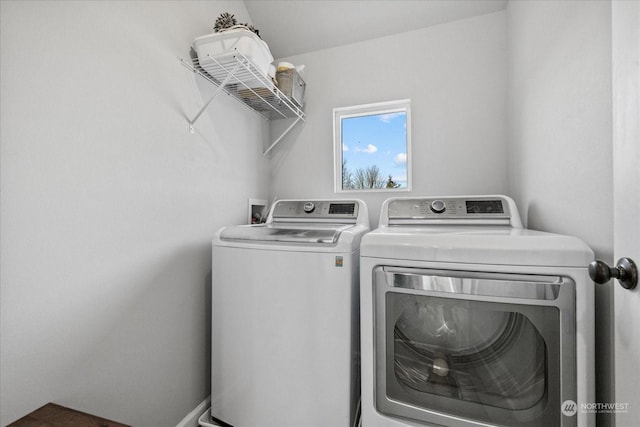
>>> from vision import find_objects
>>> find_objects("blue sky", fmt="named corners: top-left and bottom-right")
top-left (341, 111), bottom-right (408, 187)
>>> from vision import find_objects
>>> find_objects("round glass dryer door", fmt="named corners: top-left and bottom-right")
top-left (393, 296), bottom-right (546, 408)
top-left (373, 267), bottom-right (576, 427)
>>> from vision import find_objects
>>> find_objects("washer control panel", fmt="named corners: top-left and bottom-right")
top-left (388, 197), bottom-right (510, 221)
top-left (272, 200), bottom-right (359, 220)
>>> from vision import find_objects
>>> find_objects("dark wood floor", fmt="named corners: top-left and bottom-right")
top-left (8, 403), bottom-right (130, 427)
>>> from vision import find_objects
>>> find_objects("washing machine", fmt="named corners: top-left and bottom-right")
top-left (211, 199), bottom-right (369, 427)
top-left (360, 195), bottom-right (595, 427)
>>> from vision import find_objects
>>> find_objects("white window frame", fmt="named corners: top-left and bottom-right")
top-left (333, 99), bottom-right (412, 193)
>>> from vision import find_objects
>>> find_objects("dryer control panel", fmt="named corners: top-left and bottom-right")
top-left (384, 196), bottom-right (522, 227)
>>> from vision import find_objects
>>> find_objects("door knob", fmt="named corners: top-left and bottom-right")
top-left (588, 257), bottom-right (638, 290)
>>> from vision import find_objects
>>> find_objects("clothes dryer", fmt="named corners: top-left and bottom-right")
top-left (211, 199), bottom-right (369, 427)
top-left (360, 195), bottom-right (595, 427)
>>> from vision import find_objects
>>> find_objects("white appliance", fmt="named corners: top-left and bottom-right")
top-left (211, 199), bottom-right (369, 427)
top-left (360, 196), bottom-right (595, 427)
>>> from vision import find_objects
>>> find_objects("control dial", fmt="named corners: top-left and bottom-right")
top-left (303, 202), bottom-right (315, 213)
top-left (430, 200), bottom-right (446, 214)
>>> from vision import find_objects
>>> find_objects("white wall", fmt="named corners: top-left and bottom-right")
top-left (268, 11), bottom-right (509, 226)
top-left (507, 0), bottom-right (613, 260)
top-left (0, 1), bottom-right (269, 426)
top-left (506, 1), bottom-right (614, 425)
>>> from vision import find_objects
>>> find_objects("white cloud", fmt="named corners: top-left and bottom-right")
top-left (342, 144), bottom-right (349, 151)
top-left (394, 152), bottom-right (407, 165)
top-left (365, 144), bottom-right (378, 153)
top-left (378, 112), bottom-right (405, 123)
top-left (354, 144), bottom-right (378, 154)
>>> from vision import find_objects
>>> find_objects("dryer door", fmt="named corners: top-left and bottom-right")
top-left (373, 267), bottom-right (576, 427)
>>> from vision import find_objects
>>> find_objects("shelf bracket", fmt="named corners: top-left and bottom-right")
top-left (181, 53), bottom-right (305, 150)
top-left (188, 62), bottom-right (242, 133)
top-left (263, 116), bottom-right (303, 157)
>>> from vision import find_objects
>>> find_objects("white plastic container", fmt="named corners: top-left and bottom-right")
top-left (193, 29), bottom-right (273, 77)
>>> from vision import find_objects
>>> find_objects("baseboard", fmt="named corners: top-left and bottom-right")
top-left (175, 396), bottom-right (211, 427)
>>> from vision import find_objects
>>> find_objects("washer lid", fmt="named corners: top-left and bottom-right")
top-left (219, 223), bottom-right (354, 244)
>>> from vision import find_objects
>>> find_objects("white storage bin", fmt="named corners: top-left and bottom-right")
top-left (193, 29), bottom-right (273, 77)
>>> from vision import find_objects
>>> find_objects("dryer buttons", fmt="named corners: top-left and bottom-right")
top-left (430, 200), bottom-right (447, 214)
top-left (303, 202), bottom-right (315, 213)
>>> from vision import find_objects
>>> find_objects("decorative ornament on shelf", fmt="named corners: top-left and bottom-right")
top-left (242, 24), bottom-right (260, 37)
top-left (213, 12), bottom-right (237, 32)
top-left (213, 12), bottom-right (261, 38)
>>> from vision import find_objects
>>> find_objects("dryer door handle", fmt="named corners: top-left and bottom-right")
top-left (589, 258), bottom-right (638, 290)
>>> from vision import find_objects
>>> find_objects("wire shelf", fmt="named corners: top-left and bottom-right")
top-left (183, 50), bottom-right (306, 122)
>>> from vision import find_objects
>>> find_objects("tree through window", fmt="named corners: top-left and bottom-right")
top-left (334, 100), bottom-right (411, 192)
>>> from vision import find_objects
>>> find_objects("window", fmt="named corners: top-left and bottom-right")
top-left (334, 99), bottom-right (411, 192)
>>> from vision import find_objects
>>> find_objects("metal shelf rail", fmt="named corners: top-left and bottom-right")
top-left (180, 50), bottom-right (305, 156)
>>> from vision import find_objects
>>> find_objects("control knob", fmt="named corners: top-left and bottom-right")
top-left (303, 202), bottom-right (315, 213)
top-left (430, 200), bottom-right (446, 214)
